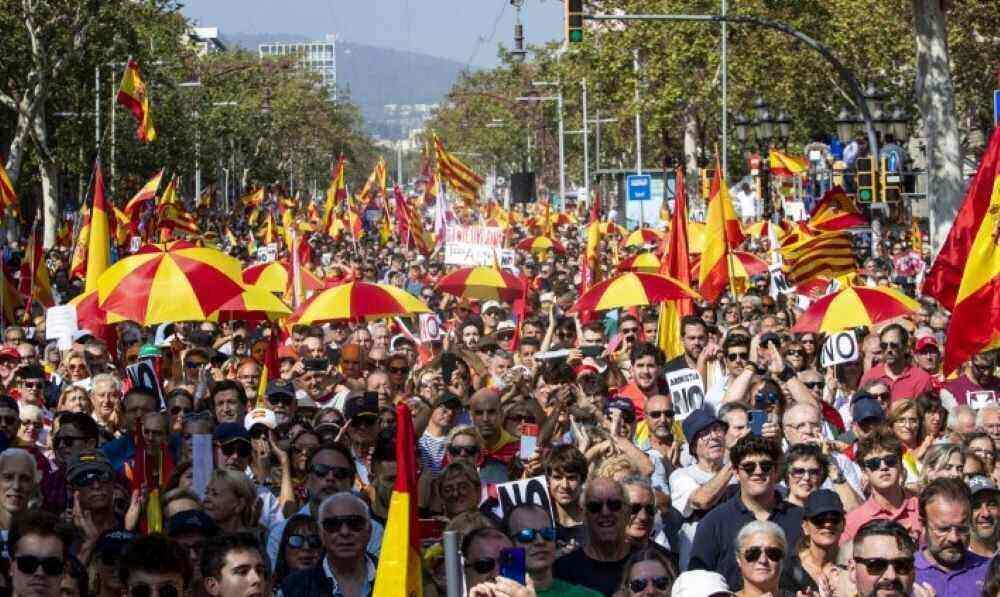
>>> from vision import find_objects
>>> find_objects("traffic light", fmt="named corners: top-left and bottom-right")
top-left (700, 168), bottom-right (714, 199)
top-left (565, 0), bottom-right (584, 43)
top-left (855, 156), bottom-right (876, 203)
top-left (880, 156), bottom-right (902, 202)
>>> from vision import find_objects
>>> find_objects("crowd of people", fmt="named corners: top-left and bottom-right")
top-left (0, 191), bottom-right (995, 597)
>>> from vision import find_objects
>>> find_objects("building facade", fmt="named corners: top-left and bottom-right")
top-left (259, 34), bottom-right (338, 100)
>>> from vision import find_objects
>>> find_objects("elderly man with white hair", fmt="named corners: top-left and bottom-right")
top-left (0, 448), bottom-right (40, 550)
top-left (276, 492), bottom-right (375, 597)
top-left (977, 404), bottom-right (1000, 445)
top-left (781, 402), bottom-right (864, 504)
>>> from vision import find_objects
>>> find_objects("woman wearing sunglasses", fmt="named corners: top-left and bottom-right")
top-left (618, 548), bottom-right (675, 596)
top-left (782, 444), bottom-right (829, 509)
top-left (273, 513), bottom-right (322, 587)
top-left (780, 490), bottom-right (845, 594)
top-left (733, 520), bottom-right (790, 597)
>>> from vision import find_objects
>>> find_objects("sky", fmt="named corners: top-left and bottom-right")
top-left (179, 0), bottom-right (564, 67)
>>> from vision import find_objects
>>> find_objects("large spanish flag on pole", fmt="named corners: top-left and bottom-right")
top-left (925, 127), bottom-right (1000, 374)
top-left (84, 162), bottom-right (111, 293)
top-left (324, 155), bottom-right (348, 231)
top-left (117, 59), bottom-right (156, 143)
top-left (698, 159), bottom-right (744, 302)
top-left (658, 167), bottom-right (694, 359)
top-left (373, 402), bottom-right (422, 597)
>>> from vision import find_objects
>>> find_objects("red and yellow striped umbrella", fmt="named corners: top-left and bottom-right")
top-left (791, 286), bottom-right (920, 333)
top-left (210, 284), bottom-right (293, 322)
top-left (617, 252), bottom-right (661, 273)
top-left (289, 281), bottom-right (430, 325)
top-left (243, 260), bottom-right (325, 294)
top-left (691, 251), bottom-right (769, 279)
top-left (435, 266), bottom-right (524, 302)
top-left (620, 228), bottom-right (663, 248)
top-left (745, 220), bottom-right (791, 240)
top-left (96, 246), bottom-right (245, 324)
top-left (570, 272), bottom-right (701, 313)
top-left (516, 235), bottom-right (566, 255)
top-left (69, 289), bottom-right (127, 327)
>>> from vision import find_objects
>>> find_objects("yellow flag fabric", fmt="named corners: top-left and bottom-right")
top-left (0, 160), bottom-right (18, 215)
top-left (434, 134), bottom-right (483, 205)
top-left (698, 163), bottom-right (743, 302)
top-left (85, 163), bottom-right (111, 293)
top-left (117, 59), bottom-right (156, 142)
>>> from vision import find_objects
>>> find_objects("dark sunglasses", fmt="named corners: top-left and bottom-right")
top-left (321, 515), bottom-right (366, 533)
top-left (448, 445), bottom-right (480, 457)
top-left (129, 583), bottom-right (180, 597)
top-left (630, 503), bottom-right (656, 517)
top-left (789, 467), bottom-right (823, 479)
top-left (287, 534), bottom-right (322, 549)
top-left (809, 512), bottom-right (845, 527)
top-left (784, 350), bottom-right (803, 357)
top-left (505, 413), bottom-right (536, 425)
top-left (310, 463), bottom-right (353, 480)
top-left (869, 391), bottom-right (891, 402)
top-left (880, 341), bottom-right (903, 351)
top-left (513, 526), bottom-right (557, 543)
top-left (15, 555), bottom-right (64, 576)
top-left (55, 435), bottom-right (91, 449)
top-left (389, 366), bottom-right (409, 374)
top-left (585, 499), bottom-right (624, 514)
top-left (169, 405), bottom-right (192, 416)
top-left (863, 455), bottom-right (900, 471)
top-left (19, 380), bottom-right (43, 390)
top-left (743, 546), bottom-right (784, 562)
top-left (629, 577), bottom-right (670, 593)
top-left (646, 409), bottom-right (674, 420)
top-left (267, 395), bottom-right (295, 407)
top-left (466, 558), bottom-right (497, 574)
top-left (219, 441), bottom-right (251, 458)
top-left (738, 461), bottom-right (776, 476)
top-left (803, 381), bottom-right (826, 391)
top-left (726, 351), bottom-right (749, 362)
top-left (855, 556), bottom-right (914, 575)
top-left (71, 469), bottom-right (113, 488)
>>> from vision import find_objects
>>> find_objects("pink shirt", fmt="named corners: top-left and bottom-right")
top-left (841, 494), bottom-right (922, 546)
top-left (860, 363), bottom-right (934, 402)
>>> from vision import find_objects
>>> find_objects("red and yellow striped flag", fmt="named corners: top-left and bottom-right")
top-left (19, 220), bottom-right (54, 308)
top-left (324, 156), bottom-right (348, 232)
top-left (242, 188), bottom-right (264, 208)
top-left (433, 134), bottom-right (483, 206)
top-left (373, 402), bottom-right (422, 597)
top-left (781, 230), bottom-right (856, 285)
top-left (360, 157), bottom-right (387, 200)
top-left (124, 169), bottom-right (164, 217)
top-left (0, 272), bottom-right (23, 326)
top-left (925, 127), bottom-right (1000, 373)
top-left (117, 59), bottom-right (156, 143)
top-left (698, 159), bottom-right (744, 302)
top-left (808, 186), bottom-right (867, 232)
top-left (84, 162), bottom-right (112, 292)
top-left (0, 160), bottom-right (18, 215)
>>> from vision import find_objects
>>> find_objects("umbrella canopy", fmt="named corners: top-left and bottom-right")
top-left (791, 286), bottom-right (920, 333)
top-left (621, 228), bottom-right (663, 248)
top-left (69, 289), bottom-right (127, 327)
top-left (435, 266), bottom-right (524, 302)
top-left (745, 220), bottom-right (791, 240)
top-left (570, 272), bottom-right (701, 313)
top-left (691, 251), bottom-right (769, 279)
top-left (289, 281), bottom-right (430, 325)
top-left (617, 252), bottom-right (661, 273)
top-left (97, 246), bottom-right (245, 325)
top-left (516, 236), bottom-right (566, 255)
top-left (242, 260), bottom-right (325, 294)
top-left (210, 284), bottom-right (293, 322)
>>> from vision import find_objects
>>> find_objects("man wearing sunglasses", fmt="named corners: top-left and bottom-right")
top-left (9, 509), bottom-right (72, 597)
top-left (213, 423), bottom-right (252, 472)
top-left (66, 449), bottom-right (122, 566)
top-left (913, 478), bottom-right (989, 595)
top-left (859, 325), bottom-right (934, 403)
top-left (689, 435), bottom-right (803, 589)
top-left (842, 430), bottom-right (921, 547)
top-left (850, 519), bottom-right (935, 597)
top-left (940, 350), bottom-right (999, 411)
top-left (263, 379), bottom-right (297, 426)
top-left (14, 365), bottom-right (46, 408)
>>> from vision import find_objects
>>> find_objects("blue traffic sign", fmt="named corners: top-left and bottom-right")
top-left (994, 89), bottom-right (1000, 127)
top-left (627, 174), bottom-right (652, 201)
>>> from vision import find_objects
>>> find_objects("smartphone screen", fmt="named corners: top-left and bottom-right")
top-left (749, 409), bottom-right (767, 437)
top-left (499, 547), bottom-right (526, 585)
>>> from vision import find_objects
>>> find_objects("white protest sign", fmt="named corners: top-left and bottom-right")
top-left (45, 305), bottom-right (78, 350)
top-left (444, 225), bottom-right (513, 267)
top-left (769, 263), bottom-right (793, 297)
top-left (821, 331), bottom-right (859, 367)
top-left (125, 361), bottom-right (164, 407)
top-left (129, 236), bottom-right (142, 253)
top-left (256, 244), bottom-right (277, 264)
top-left (969, 391), bottom-right (997, 411)
top-left (419, 313), bottom-right (441, 343)
top-left (191, 434), bottom-right (213, 499)
top-left (492, 475), bottom-right (554, 521)
top-left (665, 368), bottom-right (705, 420)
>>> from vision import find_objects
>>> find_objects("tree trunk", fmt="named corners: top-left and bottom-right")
top-left (912, 0), bottom-right (964, 254)
top-left (30, 113), bottom-right (59, 248)
top-left (683, 103), bottom-right (701, 207)
top-left (4, 108), bottom-right (33, 184)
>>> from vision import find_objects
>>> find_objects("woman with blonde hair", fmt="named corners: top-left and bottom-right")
top-left (887, 399), bottom-right (925, 484)
top-left (60, 350), bottom-right (91, 383)
top-left (16, 404), bottom-right (45, 448)
top-left (920, 443), bottom-right (965, 484)
top-left (202, 468), bottom-right (257, 534)
top-left (56, 385), bottom-right (92, 415)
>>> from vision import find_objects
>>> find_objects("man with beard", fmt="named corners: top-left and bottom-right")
top-left (859, 325), bottom-right (933, 403)
top-left (967, 476), bottom-right (1000, 557)
top-left (669, 410), bottom-right (732, 570)
top-left (914, 478), bottom-right (989, 593)
top-left (851, 520), bottom-right (934, 597)
top-left (617, 343), bottom-right (666, 421)
top-left (553, 477), bottom-right (632, 596)
top-left (689, 435), bottom-right (803, 589)
top-left (663, 316), bottom-right (713, 379)
top-left (263, 379), bottom-right (297, 425)
top-left (468, 389), bottom-right (518, 483)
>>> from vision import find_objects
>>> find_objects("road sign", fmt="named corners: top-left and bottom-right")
top-left (994, 89), bottom-right (1000, 127)
top-left (627, 174), bottom-right (652, 201)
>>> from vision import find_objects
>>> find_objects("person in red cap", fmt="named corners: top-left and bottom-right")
top-left (0, 347), bottom-right (20, 393)
top-left (912, 336), bottom-right (943, 386)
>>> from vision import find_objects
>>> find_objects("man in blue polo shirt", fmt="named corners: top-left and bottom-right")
top-left (688, 434), bottom-right (803, 589)
top-left (915, 477), bottom-right (989, 596)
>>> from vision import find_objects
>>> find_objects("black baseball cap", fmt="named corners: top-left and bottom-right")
top-left (803, 489), bottom-right (845, 518)
top-left (166, 509), bottom-right (219, 538)
top-left (344, 392), bottom-right (378, 421)
top-left (265, 379), bottom-right (296, 399)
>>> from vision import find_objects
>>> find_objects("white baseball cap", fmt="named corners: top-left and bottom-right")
top-left (671, 570), bottom-right (733, 597)
top-left (244, 408), bottom-right (277, 431)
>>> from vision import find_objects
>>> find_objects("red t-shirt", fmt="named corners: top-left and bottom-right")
top-left (859, 363), bottom-right (934, 402)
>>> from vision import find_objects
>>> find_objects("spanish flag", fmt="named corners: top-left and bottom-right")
top-left (242, 188), bottom-right (264, 208)
top-left (19, 219), bottom-right (54, 308)
top-left (117, 59), bottom-right (156, 143)
top-left (84, 162), bottom-right (111, 293)
top-left (373, 402), bottom-right (422, 597)
top-left (123, 169), bottom-right (164, 220)
top-left (69, 206), bottom-right (90, 281)
top-left (0, 272), bottom-right (22, 326)
top-left (360, 157), bottom-right (387, 201)
top-left (808, 186), bottom-right (867, 232)
top-left (698, 159), bottom-right (744, 302)
top-left (158, 176), bottom-right (178, 206)
top-left (925, 127), bottom-right (1000, 373)
top-left (658, 167), bottom-right (694, 359)
top-left (324, 156), bottom-right (348, 231)
top-left (0, 160), bottom-right (18, 215)
top-left (769, 150), bottom-right (809, 177)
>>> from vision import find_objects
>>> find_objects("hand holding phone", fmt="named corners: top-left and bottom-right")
top-left (499, 547), bottom-right (526, 585)
top-left (749, 410), bottom-right (767, 437)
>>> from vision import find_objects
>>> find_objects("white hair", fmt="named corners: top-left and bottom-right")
top-left (975, 404), bottom-right (999, 428)
top-left (18, 404), bottom-right (42, 422)
top-left (91, 373), bottom-right (122, 393)
top-left (319, 491), bottom-right (371, 521)
top-left (735, 520), bottom-right (787, 556)
top-left (782, 402), bottom-right (821, 427)
top-left (0, 448), bottom-right (41, 483)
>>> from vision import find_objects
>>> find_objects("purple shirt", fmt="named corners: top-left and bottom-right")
top-left (914, 550), bottom-right (989, 597)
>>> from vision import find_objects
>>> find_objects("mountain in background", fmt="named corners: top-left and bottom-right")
top-left (223, 32), bottom-right (468, 139)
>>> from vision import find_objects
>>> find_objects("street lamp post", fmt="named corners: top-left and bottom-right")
top-left (735, 97), bottom-right (782, 221)
top-left (517, 87), bottom-right (564, 211)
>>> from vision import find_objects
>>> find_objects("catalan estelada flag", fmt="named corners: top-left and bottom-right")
top-left (0, 160), bottom-right (18, 215)
top-left (85, 162), bottom-right (111, 293)
top-left (117, 59), bottom-right (156, 143)
top-left (808, 186), bottom-right (867, 232)
top-left (925, 127), bottom-right (1000, 373)
top-left (373, 402), bottom-right (422, 597)
top-left (698, 159), bottom-right (744, 302)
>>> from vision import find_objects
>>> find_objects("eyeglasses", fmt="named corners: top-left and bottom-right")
top-left (219, 441), bottom-right (251, 459)
top-left (71, 469), bottom-right (112, 488)
top-left (869, 391), bottom-right (890, 402)
top-left (321, 515), bottom-right (366, 533)
top-left (513, 526), bottom-right (557, 543)
top-left (183, 360), bottom-right (206, 369)
top-left (287, 534), bottom-right (322, 549)
top-left (448, 445), bottom-right (480, 457)
top-left (466, 558), bottom-right (497, 574)
top-left (803, 381), bottom-right (826, 391)
top-left (15, 555), bottom-right (64, 576)
top-left (629, 576), bottom-right (670, 593)
top-left (20, 420), bottom-right (43, 429)
top-left (862, 454), bottom-right (900, 471)
top-left (879, 341), bottom-right (903, 351)
top-left (129, 583), bottom-right (181, 597)
top-left (789, 467), bottom-right (823, 479)
top-left (646, 409), bottom-right (674, 420)
top-left (726, 351), bottom-right (750, 362)
top-left (19, 380), bottom-right (42, 390)
top-left (785, 350), bottom-right (803, 357)
top-left (738, 461), bottom-right (776, 476)
top-left (809, 512), bottom-right (845, 527)
top-left (743, 546), bottom-right (784, 563)
top-left (505, 414), bottom-right (536, 425)
top-left (310, 463), bottom-right (353, 480)
top-left (630, 503), bottom-right (656, 517)
top-left (585, 499), bottom-right (624, 514)
top-left (267, 395), bottom-right (294, 407)
top-left (854, 556), bottom-right (914, 575)
top-left (389, 366), bottom-right (409, 374)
